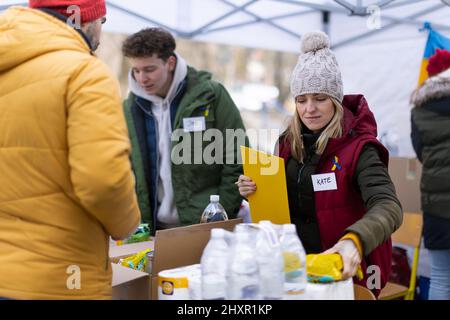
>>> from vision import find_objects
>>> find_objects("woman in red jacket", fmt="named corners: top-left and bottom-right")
top-left (237, 31), bottom-right (402, 296)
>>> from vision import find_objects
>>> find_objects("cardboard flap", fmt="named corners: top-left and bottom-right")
top-left (111, 263), bottom-right (149, 286)
top-left (152, 219), bottom-right (242, 275)
top-left (112, 264), bottom-right (151, 300)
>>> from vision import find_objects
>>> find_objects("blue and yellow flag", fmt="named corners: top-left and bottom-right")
top-left (418, 23), bottom-right (450, 86)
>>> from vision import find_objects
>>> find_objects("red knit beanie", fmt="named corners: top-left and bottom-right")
top-left (29, 0), bottom-right (106, 24)
top-left (427, 49), bottom-right (450, 77)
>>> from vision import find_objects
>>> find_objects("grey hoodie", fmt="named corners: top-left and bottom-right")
top-left (128, 52), bottom-right (188, 228)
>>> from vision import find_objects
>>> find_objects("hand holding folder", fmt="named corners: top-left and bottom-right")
top-left (240, 146), bottom-right (291, 224)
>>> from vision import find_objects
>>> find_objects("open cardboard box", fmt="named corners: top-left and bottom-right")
top-left (111, 264), bottom-right (150, 300)
top-left (110, 240), bottom-right (154, 300)
top-left (110, 218), bottom-right (242, 300)
top-left (388, 157), bottom-right (422, 213)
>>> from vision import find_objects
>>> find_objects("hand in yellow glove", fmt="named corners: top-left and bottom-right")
top-left (323, 239), bottom-right (362, 280)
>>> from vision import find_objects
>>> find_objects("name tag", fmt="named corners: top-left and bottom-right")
top-left (183, 117), bottom-right (206, 132)
top-left (312, 173), bottom-right (337, 192)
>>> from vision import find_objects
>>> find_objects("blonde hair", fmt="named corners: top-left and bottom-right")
top-left (283, 97), bottom-right (344, 162)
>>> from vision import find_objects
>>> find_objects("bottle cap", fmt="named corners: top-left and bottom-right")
top-left (210, 195), bottom-right (220, 202)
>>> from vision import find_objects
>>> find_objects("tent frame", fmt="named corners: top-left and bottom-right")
top-left (2, 0), bottom-right (449, 49)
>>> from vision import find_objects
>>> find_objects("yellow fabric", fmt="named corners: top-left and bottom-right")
top-left (340, 232), bottom-right (363, 258)
top-left (0, 7), bottom-right (141, 299)
top-left (418, 59), bottom-right (430, 87)
top-left (340, 233), bottom-right (364, 280)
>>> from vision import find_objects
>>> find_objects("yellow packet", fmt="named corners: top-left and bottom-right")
top-left (306, 253), bottom-right (363, 282)
top-left (120, 249), bottom-right (151, 272)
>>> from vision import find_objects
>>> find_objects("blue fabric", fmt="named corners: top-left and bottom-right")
top-left (423, 27), bottom-right (450, 59)
top-left (134, 97), bottom-right (158, 229)
top-left (428, 249), bottom-right (450, 300)
top-left (131, 79), bottom-right (187, 227)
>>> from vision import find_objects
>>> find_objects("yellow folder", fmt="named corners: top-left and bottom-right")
top-left (240, 146), bottom-right (291, 224)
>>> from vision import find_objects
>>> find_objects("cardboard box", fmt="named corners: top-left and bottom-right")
top-left (150, 218), bottom-right (242, 299)
top-left (110, 219), bottom-right (243, 300)
top-left (110, 240), bottom-right (154, 300)
top-left (388, 157), bottom-right (422, 213)
top-left (109, 240), bottom-right (154, 264)
top-left (112, 264), bottom-right (150, 300)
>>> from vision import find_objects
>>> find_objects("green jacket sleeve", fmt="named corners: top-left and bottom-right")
top-left (212, 82), bottom-right (249, 218)
top-left (345, 144), bottom-right (403, 256)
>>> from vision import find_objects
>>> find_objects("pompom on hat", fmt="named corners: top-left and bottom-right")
top-left (290, 31), bottom-right (344, 102)
top-left (427, 48), bottom-right (450, 77)
top-left (29, 0), bottom-right (106, 24)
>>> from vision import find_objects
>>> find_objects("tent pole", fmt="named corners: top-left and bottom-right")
top-left (322, 11), bottom-right (330, 35)
top-left (217, 0), bottom-right (301, 39)
top-left (105, 1), bottom-right (186, 37)
top-left (205, 10), bottom-right (315, 35)
top-left (188, 0), bottom-right (259, 37)
top-left (333, 3), bottom-right (445, 49)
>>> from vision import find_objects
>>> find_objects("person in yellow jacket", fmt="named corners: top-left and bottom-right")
top-left (0, 0), bottom-right (141, 299)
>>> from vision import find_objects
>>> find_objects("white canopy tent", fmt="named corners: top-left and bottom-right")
top-left (2, 0), bottom-right (450, 156)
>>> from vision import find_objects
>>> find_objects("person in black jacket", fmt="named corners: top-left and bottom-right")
top-left (411, 48), bottom-right (450, 300)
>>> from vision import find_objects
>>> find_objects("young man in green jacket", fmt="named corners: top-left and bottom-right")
top-left (122, 28), bottom-right (248, 234)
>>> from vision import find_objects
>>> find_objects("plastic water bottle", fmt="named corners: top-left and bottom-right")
top-left (256, 221), bottom-right (284, 300)
top-left (200, 228), bottom-right (229, 300)
top-left (200, 195), bottom-right (228, 223)
top-left (227, 224), bottom-right (261, 300)
top-left (280, 224), bottom-right (307, 299)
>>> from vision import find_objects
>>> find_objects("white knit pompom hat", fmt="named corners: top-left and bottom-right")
top-left (290, 31), bottom-right (344, 102)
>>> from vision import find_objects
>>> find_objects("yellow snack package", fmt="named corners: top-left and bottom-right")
top-left (120, 249), bottom-right (151, 272)
top-left (306, 253), bottom-right (363, 283)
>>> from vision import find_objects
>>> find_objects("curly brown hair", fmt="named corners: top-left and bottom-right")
top-left (122, 28), bottom-right (176, 61)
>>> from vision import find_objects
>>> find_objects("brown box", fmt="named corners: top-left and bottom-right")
top-left (110, 218), bottom-right (243, 300)
top-left (111, 264), bottom-right (150, 300)
top-left (110, 240), bottom-right (154, 300)
top-left (109, 240), bottom-right (154, 263)
top-left (388, 157), bottom-right (422, 213)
